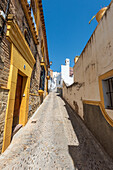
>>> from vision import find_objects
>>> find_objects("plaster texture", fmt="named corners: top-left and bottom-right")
top-left (63, 1), bottom-right (113, 158)
top-left (61, 59), bottom-right (73, 86)
top-left (63, 1), bottom-right (113, 118)
top-left (0, 92), bottom-right (113, 169)
top-left (83, 103), bottom-right (113, 159)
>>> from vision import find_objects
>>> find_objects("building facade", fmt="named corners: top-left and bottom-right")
top-left (0, 0), bottom-right (49, 153)
top-left (61, 59), bottom-right (73, 86)
top-left (48, 59), bottom-right (74, 92)
top-left (63, 1), bottom-right (113, 159)
top-left (48, 71), bottom-right (60, 91)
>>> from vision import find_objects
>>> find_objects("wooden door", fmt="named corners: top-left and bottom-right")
top-left (12, 74), bottom-right (23, 132)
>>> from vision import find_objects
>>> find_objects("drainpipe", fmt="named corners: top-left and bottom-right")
top-left (0, 0), bottom-right (11, 41)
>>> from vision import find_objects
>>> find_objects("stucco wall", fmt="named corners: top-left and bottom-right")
top-left (61, 60), bottom-right (74, 86)
top-left (83, 103), bottom-right (113, 159)
top-left (63, 2), bottom-right (113, 117)
top-left (63, 1), bottom-right (113, 159)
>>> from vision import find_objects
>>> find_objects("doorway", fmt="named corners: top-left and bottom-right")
top-left (12, 74), bottom-right (23, 136)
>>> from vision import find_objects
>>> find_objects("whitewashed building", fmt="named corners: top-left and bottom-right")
top-left (48, 59), bottom-right (74, 92)
top-left (61, 59), bottom-right (74, 86)
top-left (48, 72), bottom-right (61, 91)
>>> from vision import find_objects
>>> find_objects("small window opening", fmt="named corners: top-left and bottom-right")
top-left (102, 77), bottom-right (113, 110)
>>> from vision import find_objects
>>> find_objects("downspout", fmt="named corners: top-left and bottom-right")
top-left (0, 0), bottom-right (11, 41)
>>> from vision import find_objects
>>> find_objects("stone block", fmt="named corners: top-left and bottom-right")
top-left (0, 89), bottom-right (8, 154)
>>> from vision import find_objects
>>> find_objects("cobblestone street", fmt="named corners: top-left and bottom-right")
top-left (0, 92), bottom-right (113, 170)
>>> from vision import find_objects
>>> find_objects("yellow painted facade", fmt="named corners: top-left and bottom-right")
top-left (38, 90), bottom-right (44, 95)
top-left (2, 17), bottom-right (35, 152)
top-left (1, 0), bottom-right (50, 153)
top-left (46, 76), bottom-right (50, 96)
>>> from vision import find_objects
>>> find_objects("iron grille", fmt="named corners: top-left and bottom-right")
top-left (105, 77), bottom-right (113, 109)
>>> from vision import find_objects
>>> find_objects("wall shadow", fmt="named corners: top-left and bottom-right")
top-left (83, 103), bottom-right (113, 160)
top-left (62, 99), bottom-right (113, 170)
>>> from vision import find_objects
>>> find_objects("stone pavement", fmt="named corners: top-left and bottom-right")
top-left (0, 92), bottom-right (113, 170)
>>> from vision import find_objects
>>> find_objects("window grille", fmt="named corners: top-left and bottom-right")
top-left (103, 77), bottom-right (113, 110)
top-left (40, 66), bottom-right (45, 91)
top-left (105, 77), bottom-right (113, 109)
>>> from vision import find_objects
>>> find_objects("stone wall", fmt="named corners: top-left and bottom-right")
top-left (28, 95), bottom-right (40, 119)
top-left (28, 16), bottom-right (49, 117)
top-left (0, 0), bottom-right (38, 86)
top-left (0, 89), bottom-right (9, 153)
top-left (10, 0), bottom-right (36, 56)
top-left (63, 1), bottom-right (113, 159)
top-left (29, 56), bottom-right (41, 117)
top-left (0, 0), bottom-right (48, 152)
top-left (0, 37), bottom-right (10, 87)
top-left (0, 0), bottom-right (41, 151)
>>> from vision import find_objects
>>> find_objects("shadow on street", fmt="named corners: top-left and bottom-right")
top-left (58, 95), bottom-right (113, 170)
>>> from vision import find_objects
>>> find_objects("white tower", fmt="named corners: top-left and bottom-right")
top-left (65, 58), bottom-right (70, 66)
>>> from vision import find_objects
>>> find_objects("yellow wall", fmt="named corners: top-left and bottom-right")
top-left (2, 17), bottom-right (35, 152)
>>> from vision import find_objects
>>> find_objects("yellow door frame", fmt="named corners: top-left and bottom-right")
top-left (2, 16), bottom-right (35, 152)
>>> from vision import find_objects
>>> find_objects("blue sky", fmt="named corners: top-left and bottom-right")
top-left (42, 0), bottom-right (111, 72)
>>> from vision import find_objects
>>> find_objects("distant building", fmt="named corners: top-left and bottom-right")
top-left (48, 59), bottom-right (74, 92)
top-left (61, 59), bottom-right (74, 86)
top-left (70, 67), bottom-right (73, 77)
top-left (48, 72), bottom-right (60, 91)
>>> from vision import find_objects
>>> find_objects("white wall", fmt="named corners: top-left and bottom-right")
top-left (56, 73), bottom-right (62, 88)
top-left (48, 72), bottom-right (61, 91)
top-left (61, 59), bottom-right (73, 86)
top-left (48, 59), bottom-right (73, 91)
top-left (63, 2), bottom-right (113, 119)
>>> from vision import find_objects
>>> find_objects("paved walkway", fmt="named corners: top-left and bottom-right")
top-left (0, 92), bottom-right (113, 170)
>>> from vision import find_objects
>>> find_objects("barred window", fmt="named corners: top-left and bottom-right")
top-left (102, 77), bottom-right (113, 110)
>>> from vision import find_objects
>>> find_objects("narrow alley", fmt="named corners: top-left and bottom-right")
top-left (0, 92), bottom-right (113, 170)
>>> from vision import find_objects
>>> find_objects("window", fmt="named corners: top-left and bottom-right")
top-left (39, 66), bottom-right (45, 91)
top-left (102, 77), bottom-right (113, 110)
